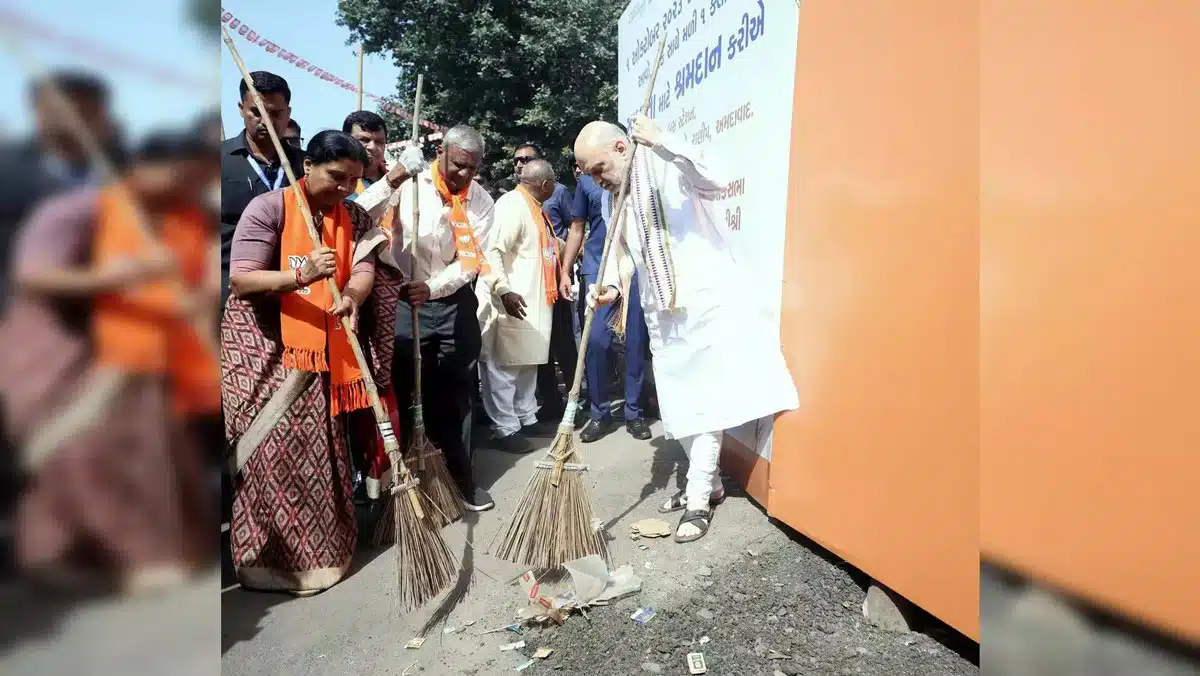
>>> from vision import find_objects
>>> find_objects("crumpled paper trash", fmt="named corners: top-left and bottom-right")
top-left (517, 555), bottom-right (643, 623)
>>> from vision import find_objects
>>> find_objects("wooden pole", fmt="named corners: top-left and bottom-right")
top-left (357, 44), bottom-right (364, 111)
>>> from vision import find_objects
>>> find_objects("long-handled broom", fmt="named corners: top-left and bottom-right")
top-left (223, 30), bottom-right (457, 609)
top-left (372, 75), bottom-right (464, 545)
top-left (0, 30), bottom-right (218, 469)
top-left (490, 35), bottom-right (667, 570)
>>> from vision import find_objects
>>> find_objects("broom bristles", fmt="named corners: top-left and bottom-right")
top-left (405, 432), bottom-right (463, 527)
top-left (392, 479), bottom-right (458, 610)
top-left (371, 498), bottom-right (395, 547)
top-left (490, 430), bottom-right (603, 569)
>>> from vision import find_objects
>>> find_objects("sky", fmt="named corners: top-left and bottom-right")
top-left (0, 0), bottom-right (215, 139)
top-left (0, 1), bottom-right (401, 144)
top-left (219, 1), bottom-right (402, 144)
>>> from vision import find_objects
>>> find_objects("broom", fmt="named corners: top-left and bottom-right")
top-left (0, 30), bottom-right (218, 469)
top-left (223, 30), bottom-right (457, 609)
top-left (372, 75), bottom-right (464, 545)
top-left (490, 34), bottom-right (668, 569)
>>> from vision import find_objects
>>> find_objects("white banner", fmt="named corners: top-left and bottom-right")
top-left (618, 0), bottom-right (799, 455)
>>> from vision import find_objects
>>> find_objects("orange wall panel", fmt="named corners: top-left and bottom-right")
top-left (980, 1), bottom-right (1200, 641)
top-left (770, 0), bottom-right (979, 640)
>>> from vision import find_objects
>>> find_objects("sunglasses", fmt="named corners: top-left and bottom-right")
top-left (513, 156), bottom-right (534, 165)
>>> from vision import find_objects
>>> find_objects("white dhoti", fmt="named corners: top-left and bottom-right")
top-left (681, 431), bottom-right (724, 510)
top-left (479, 360), bottom-right (539, 437)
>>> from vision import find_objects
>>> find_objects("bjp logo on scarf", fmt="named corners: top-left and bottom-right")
top-left (287, 255), bottom-right (312, 296)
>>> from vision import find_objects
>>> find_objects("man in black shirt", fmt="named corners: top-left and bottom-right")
top-left (219, 70), bottom-right (303, 306)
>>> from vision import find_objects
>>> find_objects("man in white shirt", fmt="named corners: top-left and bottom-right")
top-left (354, 125), bottom-right (498, 511)
top-left (576, 115), bottom-right (799, 543)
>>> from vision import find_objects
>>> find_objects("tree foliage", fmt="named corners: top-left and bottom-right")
top-left (337, 0), bottom-right (626, 189)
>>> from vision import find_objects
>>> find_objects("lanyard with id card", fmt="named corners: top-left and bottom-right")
top-left (246, 156), bottom-right (285, 191)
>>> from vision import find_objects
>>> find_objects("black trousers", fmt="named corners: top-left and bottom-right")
top-left (392, 286), bottom-right (481, 494)
top-left (536, 297), bottom-right (580, 413)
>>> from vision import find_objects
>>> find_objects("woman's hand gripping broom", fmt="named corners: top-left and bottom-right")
top-left (489, 35), bottom-right (668, 570)
top-left (372, 75), bottom-right (464, 548)
top-left (224, 31), bottom-right (457, 610)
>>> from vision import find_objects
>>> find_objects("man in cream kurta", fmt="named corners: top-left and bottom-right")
top-left (475, 159), bottom-right (560, 451)
top-left (576, 116), bottom-right (799, 544)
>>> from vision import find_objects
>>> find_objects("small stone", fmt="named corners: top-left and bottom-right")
top-left (855, 647), bottom-right (868, 655)
top-left (641, 663), bottom-right (663, 673)
top-left (767, 614), bottom-right (780, 624)
top-left (697, 565), bottom-right (712, 577)
top-left (754, 639), bottom-right (769, 658)
top-left (784, 627), bottom-right (795, 634)
top-left (697, 609), bottom-right (715, 621)
top-left (733, 593), bottom-right (749, 603)
top-left (818, 623), bottom-right (836, 635)
top-left (704, 595), bottom-right (718, 604)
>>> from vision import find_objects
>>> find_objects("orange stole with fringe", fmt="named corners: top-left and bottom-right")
top-left (91, 184), bottom-right (220, 415)
top-left (279, 181), bottom-right (368, 417)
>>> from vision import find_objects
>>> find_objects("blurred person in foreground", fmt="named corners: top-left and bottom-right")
top-left (575, 115), bottom-right (799, 544)
top-left (475, 159), bottom-right (561, 454)
top-left (222, 130), bottom-right (402, 595)
top-left (0, 130), bottom-right (219, 591)
top-left (511, 143), bottom-right (578, 425)
top-left (221, 70), bottom-right (302, 308)
top-left (0, 70), bottom-right (121, 573)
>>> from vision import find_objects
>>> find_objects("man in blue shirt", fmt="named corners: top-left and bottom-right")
top-left (560, 172), bottom-right (651, 443)
top-left (513, 142), bottom-right (579, 423)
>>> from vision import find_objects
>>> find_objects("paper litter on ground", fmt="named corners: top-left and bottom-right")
top-left (687, 652), bottom-right (708, 674)
top-left (630, 518), bottom-right (672, 538)
top-left (515, 659), bottom-right (536, 671)
top-left (404, 637), bottom-right (425, 650)
top-left (630, 607), bottom-right (657, 624)
top-left (516, 555), bottom-right (643, 623)
top-left (533, 647), bottom-right (554, 659)
top-left (499, 641), bottom-right (526, 651)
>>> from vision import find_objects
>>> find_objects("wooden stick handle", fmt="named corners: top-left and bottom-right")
top-left (561, 34), bottom-right (667, 422)
top-left (222, 27), bottom-right (397, 453)
top-left (409, 75), bottom-right (426, 417)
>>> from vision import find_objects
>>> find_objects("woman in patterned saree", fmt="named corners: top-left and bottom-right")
top-left (222, 130), bottom-right (403, 595)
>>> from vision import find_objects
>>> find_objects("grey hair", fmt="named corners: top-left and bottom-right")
top-left (442, 124), bottom-right (486, 155)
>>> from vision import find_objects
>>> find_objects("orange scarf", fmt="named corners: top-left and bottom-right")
top-left (515, 184), bottom-right (560, 307)
top-left (279, 180), bottom-right (369, 417)
top-left (429, 160), bottom-right (490, 275)
top-left (91, 184), bottom-right (219, 416)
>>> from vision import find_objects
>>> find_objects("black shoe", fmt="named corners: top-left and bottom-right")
top-left (494, 433), bottom-right (536, 454)
top-left (462, 486), bottom-right (495, 512)
top-left (579, 418), bottom-right (615, 444)
top-left (626, 418), bottom-right (652, 441)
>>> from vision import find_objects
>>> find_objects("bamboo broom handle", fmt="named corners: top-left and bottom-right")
top-left (408, 75), bottom-right (426, 429)
top-left (221, 29), bottom-right (419, 507)
top-left (560, 34), bottom-right (667, 425)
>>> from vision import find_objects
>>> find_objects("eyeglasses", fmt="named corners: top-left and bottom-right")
top-left (513, 156), bottom-right (534, 165)
top-left (285, 137), bottom-right (303, 148)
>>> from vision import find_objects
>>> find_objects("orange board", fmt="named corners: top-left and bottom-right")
top-left (980, 0), bottom-right (1200, 642)
top-left (768, 0), bottom-right (980, 641)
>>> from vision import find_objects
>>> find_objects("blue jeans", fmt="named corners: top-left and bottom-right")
top-left (582, 272), bottom-right (648, 421)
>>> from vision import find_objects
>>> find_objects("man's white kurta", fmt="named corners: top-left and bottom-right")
top-left (601, 134), bottom-right (798, 440)
top-left (477, 190), bottom-right (554, 367)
